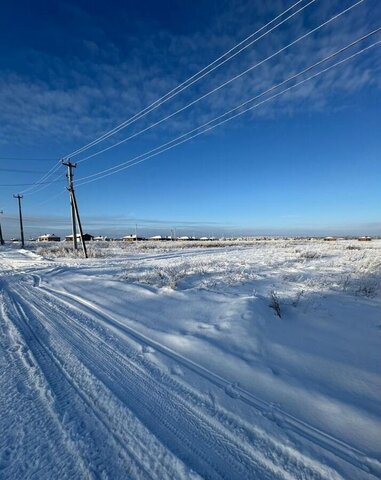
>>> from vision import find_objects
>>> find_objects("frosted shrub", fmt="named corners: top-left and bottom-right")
top-left (36, 245), bottom-right (106, 258)
top-left (341, 274), bottom-right (351, 292)
top-left (269, 290), bottom-right (282, 318)
top-left (355, 278), bottom-right (380, 298)
top-left (36, 246), bottom-right (82, 258)
top-left (121, 264), bottom-right (190, 289)
top-left (120, 260), bottom-right (259, 290)
top-left (155, 265), bottom-right (189, 289)
top-left (299, 251), bottom-right (320, 260)
top-left (292, 289), bottom-right (305, 307)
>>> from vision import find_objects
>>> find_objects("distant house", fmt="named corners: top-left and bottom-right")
top-left (149, 235), bottom-right (162, 241)
top-left (323, 236), bottom-right (337, 241)
top-left (358, 236), bottom-right (372, 241)
top-left (177, 236), bottom-right (190, 241)
top-left (199, 237), bottom-right (209, 241)
top-left (65, 233), bottom-right (94, 242)
top-left (94, 236), bottom-right (110, 241)
top-left (38, 234), bottom-right (61, 242)
top-left (122, 234), bottom-right (143, 242)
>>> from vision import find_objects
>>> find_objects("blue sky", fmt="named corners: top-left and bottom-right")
top-left (0, 0), bottom-right (380, 237)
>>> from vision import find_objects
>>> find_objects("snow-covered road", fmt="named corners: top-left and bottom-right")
top-left (1, 241), bottom-right (380, 479)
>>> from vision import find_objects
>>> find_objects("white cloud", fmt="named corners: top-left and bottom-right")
top-left (0, 0), bottom-right (380, 150)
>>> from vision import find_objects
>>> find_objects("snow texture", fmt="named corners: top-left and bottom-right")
top-left (0, 238), bottom-right (380, 479)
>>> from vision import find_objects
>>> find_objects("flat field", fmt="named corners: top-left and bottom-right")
top-left (0, 238), bottom-right (380, 479)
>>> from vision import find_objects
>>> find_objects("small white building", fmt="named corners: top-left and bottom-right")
top-left (122, 234), bottom-right (144, 242)
top-left (358, 236), bottom-right (372, 241)
top-left (38, 233), bottom-right (61, 242)
top-left (65, 233), bottom-right (94, 242)
top-left (149, 235), bottom-right (162, 241)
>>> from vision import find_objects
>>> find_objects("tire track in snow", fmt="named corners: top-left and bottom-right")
top-left (13, 283), bottom-right (279, 479)
top-left (15, 277), bottom-right (345, 480)
top-left (1, 288), bottom-right (166, 480)
top-left (0, 292), bottom-right (91, 480)
top-left (32, 275), bottom-right (381, 479)
top-left (7, 285), bottom-right (204, 479)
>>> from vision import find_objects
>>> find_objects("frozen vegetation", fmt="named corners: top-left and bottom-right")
top-left (0, 238), bottom-right (380, 479)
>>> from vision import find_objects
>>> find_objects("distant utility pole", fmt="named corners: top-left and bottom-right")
top-left (62, 159), bottom-right (87, 258)
top-left (13, 194), bottom-right (24, 248)
top-left (135, 223), bottom-right (138, 243)
top-left (0, 210), bottom-right (4, 246)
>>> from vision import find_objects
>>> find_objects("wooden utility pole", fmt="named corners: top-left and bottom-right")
top-left (63, 160), bottom-right (77, 250)
top-left (13, 194), bottom-right (24, 248)
top-left (0, 210), bottom-right (4, 246)
top-left (70, 189), bottom-right (88, 258)
top-left (62, 159), bottom-right (88, 258)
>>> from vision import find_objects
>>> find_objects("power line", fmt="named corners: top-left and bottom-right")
top-left (19, 162), bottom-right (63, 195)
top-left (32, 189), bottom-right (67, 209)
top-left (0, 156), bottom-right (60, 161)
top-left (22, 171), bottom-right (66, 197)
top-left (23, 0), bottom-right (315, 197)
top-left (0, 159), bottom-right (63, 195)
top-left (0, 180), bottom-right (63, 187)
top-left (0, 168), bottom-right (49, 174)
top-left (4, 159), bottom-right (64, 199)
top-left (66, 0), bottom-right (316, 158)
top-left (76, 0), bottom-right (364, 165)
top-left (75, 32), bottom-right (381, 188)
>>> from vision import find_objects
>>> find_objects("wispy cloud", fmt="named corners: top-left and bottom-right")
top-left (0, 0), bottom-right (380, 152)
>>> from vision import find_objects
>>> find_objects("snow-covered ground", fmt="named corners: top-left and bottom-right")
top-left (1, 239), bottom-right (380, 479)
